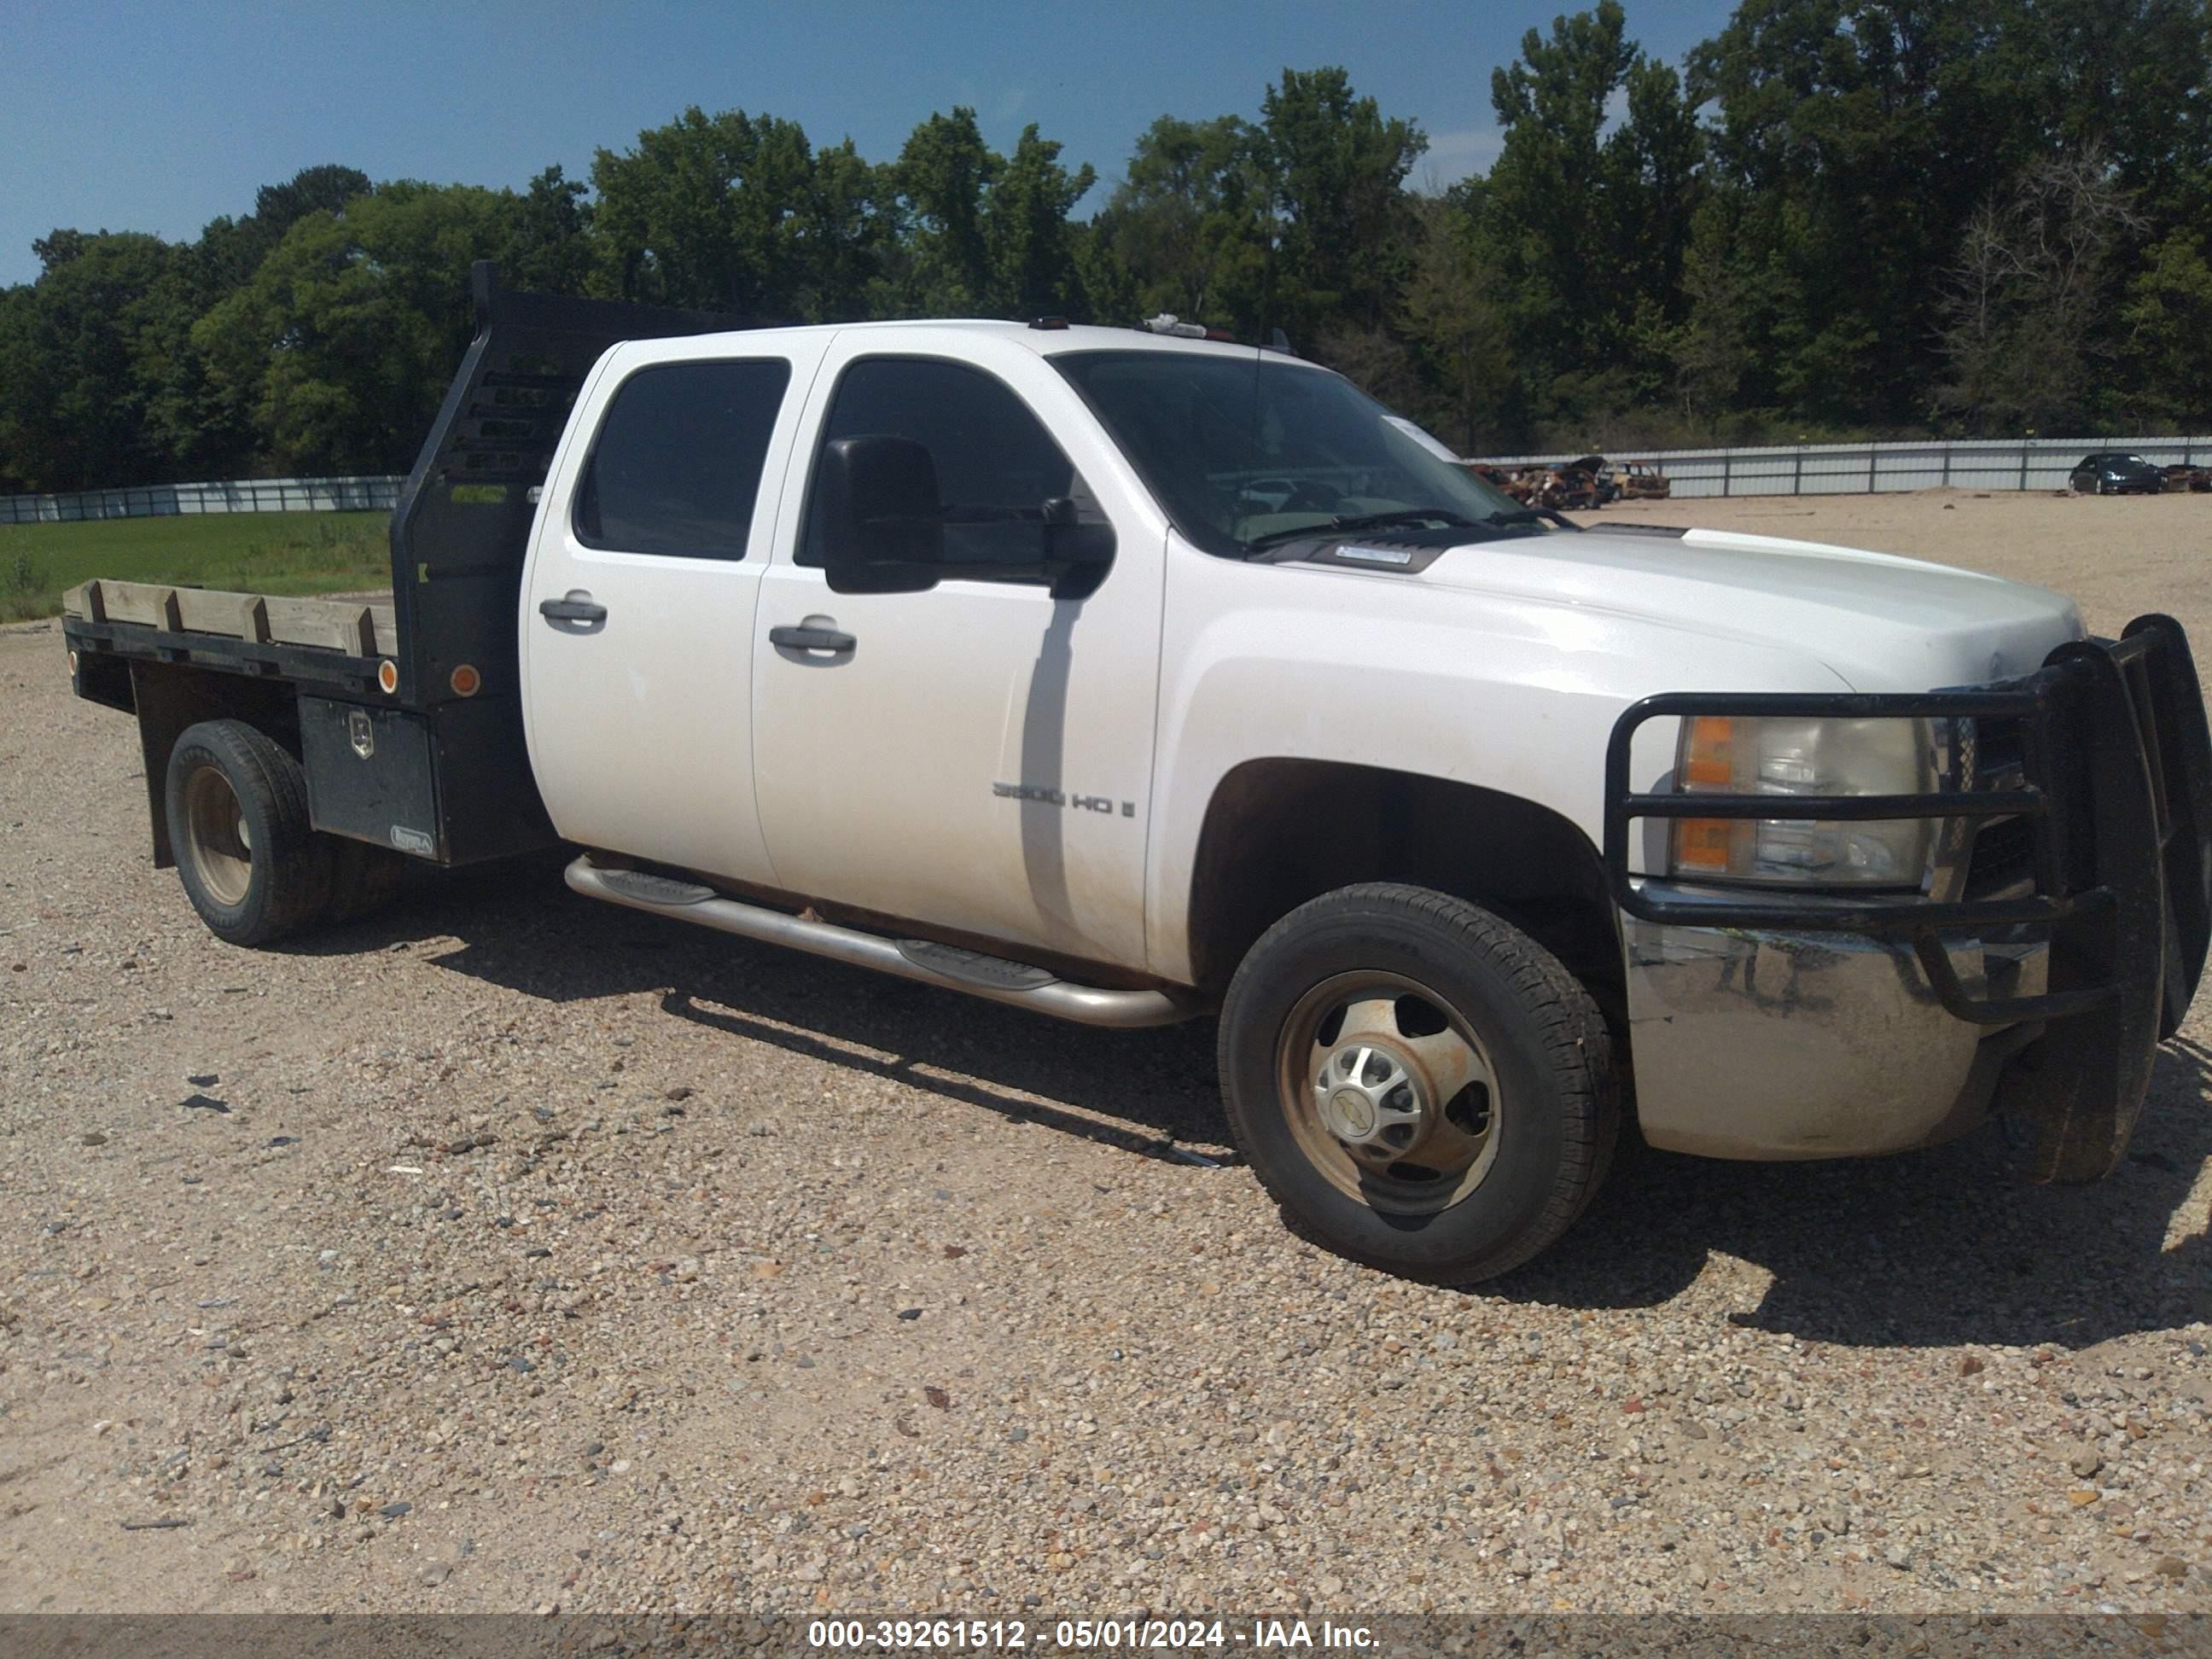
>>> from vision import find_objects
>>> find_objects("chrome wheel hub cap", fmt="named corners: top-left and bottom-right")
top-left (1280, 978), bottom-right (1505, 1215)
top-left (1317, 1044), bottom-right (1423, 1148)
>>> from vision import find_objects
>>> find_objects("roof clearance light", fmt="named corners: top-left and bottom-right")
top-left (1143, 313), bottom-right (1209, 339)
top-left (1027, 316), bottom-right (1070, 331)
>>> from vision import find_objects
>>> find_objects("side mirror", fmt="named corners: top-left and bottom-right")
top-left (817, 434), bottom-right (945, 595)
top-left (1042, 496), bottom-right (1115, 600)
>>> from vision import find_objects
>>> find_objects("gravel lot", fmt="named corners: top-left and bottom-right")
top-left (2, 488), bottom-right (2208, 1617)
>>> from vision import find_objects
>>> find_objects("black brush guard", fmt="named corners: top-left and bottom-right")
top-left (1603, 614), bottom-right (2212, 1183)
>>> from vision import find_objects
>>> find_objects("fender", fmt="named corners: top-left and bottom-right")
top-left (1142, 538), bottom-right (1852, 985)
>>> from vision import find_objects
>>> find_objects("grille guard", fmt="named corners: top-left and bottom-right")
top-left (1603, 614), bottom-right (2212, 1183)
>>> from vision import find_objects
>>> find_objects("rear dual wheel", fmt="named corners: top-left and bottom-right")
top-left (166, 719), bottom-right (405, 946)
top-left (1219, 883), bottom-right (1618, 1284)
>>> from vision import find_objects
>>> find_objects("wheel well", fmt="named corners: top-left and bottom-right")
top-left (127, 663), bottom-right (300, 868)
top-left (1186, 760), bottom-right (1621, 1008)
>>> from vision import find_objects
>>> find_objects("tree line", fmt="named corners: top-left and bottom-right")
top-left (3, 0), bottom-right (2209, 495)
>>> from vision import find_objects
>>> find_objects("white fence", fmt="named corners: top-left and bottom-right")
top-left (0, 475), bottom-right (404, 526)
top-left (1473, 436), bottom-right (2212, 500)
top-left (11, 435), bottom-right (2212, 521)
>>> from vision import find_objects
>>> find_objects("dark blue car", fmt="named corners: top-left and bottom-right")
top-left (2069, 451), bottom-right (2166, 495)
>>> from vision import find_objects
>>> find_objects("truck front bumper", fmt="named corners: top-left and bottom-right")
top-left (1604, 614), bottom-right (2212, 1180)
top-left (1624, 897), bottom-right (2050, 1159)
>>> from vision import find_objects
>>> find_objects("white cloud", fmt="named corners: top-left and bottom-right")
top-left (1416, 128), bottom-right (1505, 190)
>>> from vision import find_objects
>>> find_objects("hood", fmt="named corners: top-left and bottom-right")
top-left (1395, 524), bottom-right (2085, 691)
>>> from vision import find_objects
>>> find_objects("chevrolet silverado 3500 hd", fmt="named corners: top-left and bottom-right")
top-left (61, 267), bottom-right (2212, 1282)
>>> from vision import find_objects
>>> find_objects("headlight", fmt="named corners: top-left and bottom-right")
top-left (1668, 715), bottom-right (1941, 888)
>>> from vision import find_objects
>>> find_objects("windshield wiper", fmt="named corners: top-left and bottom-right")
top-left (1489, 505), bottom-right (1585, 532)
top-left (1243, 507), bottom-right (1481, 552)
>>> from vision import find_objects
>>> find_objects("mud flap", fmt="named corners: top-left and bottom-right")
top-left (2133, 613), bottom-right (2212, 1039)
top-left (2000, 637), bottom-right (2174, 1183)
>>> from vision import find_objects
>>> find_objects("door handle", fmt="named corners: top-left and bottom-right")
top-left (769, 624), bottom-right (857, 654)
top-left (539, 593), bottom-right (608, 625)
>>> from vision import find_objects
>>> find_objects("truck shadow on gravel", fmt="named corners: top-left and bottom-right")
top-left (298, 864), bottom-right (1231, 1161)
top-left (305, 869), bottom-right (2209, 1352)
top-left (1497, 1035), bottom-right (2212, 1351)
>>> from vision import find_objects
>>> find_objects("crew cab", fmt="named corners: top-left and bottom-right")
top-left (61, 267), bottom-right (2212, 1283)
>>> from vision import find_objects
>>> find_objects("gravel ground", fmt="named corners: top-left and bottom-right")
top-left (2, 489), bottom-right (2209, 1618)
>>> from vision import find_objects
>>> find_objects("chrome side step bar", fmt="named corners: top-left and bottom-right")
top-left (564, 856), bottom-right (1196, 1029)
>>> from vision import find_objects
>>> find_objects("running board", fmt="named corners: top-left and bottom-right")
top-left (565, 857), bottom-right (1196, 1029)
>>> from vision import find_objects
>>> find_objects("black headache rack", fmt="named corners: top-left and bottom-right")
top-left (1603, 614), bottom-right (2212, 1184)
top-left (65, 266), bottom-right (745, 869)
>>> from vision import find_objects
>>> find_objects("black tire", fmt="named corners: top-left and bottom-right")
top-left (1218, 882), bottom-right (1618, 1284)
top-left (165, 719), bottom-right (335, 946)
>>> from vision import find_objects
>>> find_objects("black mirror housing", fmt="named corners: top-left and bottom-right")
top-left (818, 434), bottom-right (945, 594)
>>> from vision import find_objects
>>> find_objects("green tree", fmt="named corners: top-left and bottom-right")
top-left (1668, 196), bottom-right (1759, 424)
top-left (985, 125), bottom-right (1097, 317)
top-left (797, 138), bottom-right (892, 321)
top-left (1395, 194), bottom-right (1516, 452)
top-left (590, 107), bottom-right (821, 317)
top-left (197, 164), bottom-right (374, 293)
top-left (1259, 67), bottom-right (1427, 339)
top-left (1479, 3), bottom-right (1702, 430)
top-left (1097, 114), bottom-right (1268, 328)
top-left (890, 108), bottom-right (999, 313)
top-left (193, 183), bottom-right (520, 474)
top-left (881, 109), bottom-right (1097, 317)
top-left (2121, 229), bottom-right (2212, 426)
top-left (500, 165), bottom-right (594, 296)
top-left (1938, 150), bottom-right (2143, 430)
top-left (0, 232), bottom-right (212, 491)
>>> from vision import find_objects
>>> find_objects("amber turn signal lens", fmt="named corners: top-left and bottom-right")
top-left (1673, 715), bottom-right (1739, 873)
top-left (1672, 818), bottom-right (1736, 873)
top-left (1681, 715), bottom-right (1736, 787)
top-left (449, 663), bottom-right (481, 697)
top-left (377, 659), bottom-right (399, 695)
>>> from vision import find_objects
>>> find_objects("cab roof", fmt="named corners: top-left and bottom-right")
top-left (625, 317), bottom-right (1303, 364)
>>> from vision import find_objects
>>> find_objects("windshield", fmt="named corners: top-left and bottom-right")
top-left (1051, 350), bottom-right (1523, 557)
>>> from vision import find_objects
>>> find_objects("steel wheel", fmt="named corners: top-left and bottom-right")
top-left (1220, 883), bottom-right (1618, 1283)
top-left (181, 761), bottom-right (254, 907)
top-left (1277, 969), bottom-right (1502, 1215)
top-left (163, 719), bottom-right (335, 946)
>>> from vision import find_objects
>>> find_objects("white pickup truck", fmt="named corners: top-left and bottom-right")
top-left (62, 265), bottom-right (2212, 1283)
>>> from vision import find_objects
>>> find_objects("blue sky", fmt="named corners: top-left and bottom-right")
top-left (2, 0), bottom-right (1738, 288)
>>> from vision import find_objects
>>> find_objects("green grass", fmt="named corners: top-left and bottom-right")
top-left (0, 510), bottom-right (393, 623)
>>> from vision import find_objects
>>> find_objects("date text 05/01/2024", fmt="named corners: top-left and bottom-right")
top-left (806, 1617), bottom-right (1377, 1650)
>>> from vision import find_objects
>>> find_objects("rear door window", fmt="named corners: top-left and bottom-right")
top-left (576, 359), bottom-right (792, 559)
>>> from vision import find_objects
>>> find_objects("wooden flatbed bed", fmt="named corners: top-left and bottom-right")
top-left (64, 580), bottom-right (399, 657)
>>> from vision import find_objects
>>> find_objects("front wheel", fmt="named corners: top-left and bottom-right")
top-left (1219, 883), bottom-right (1618, 1283)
